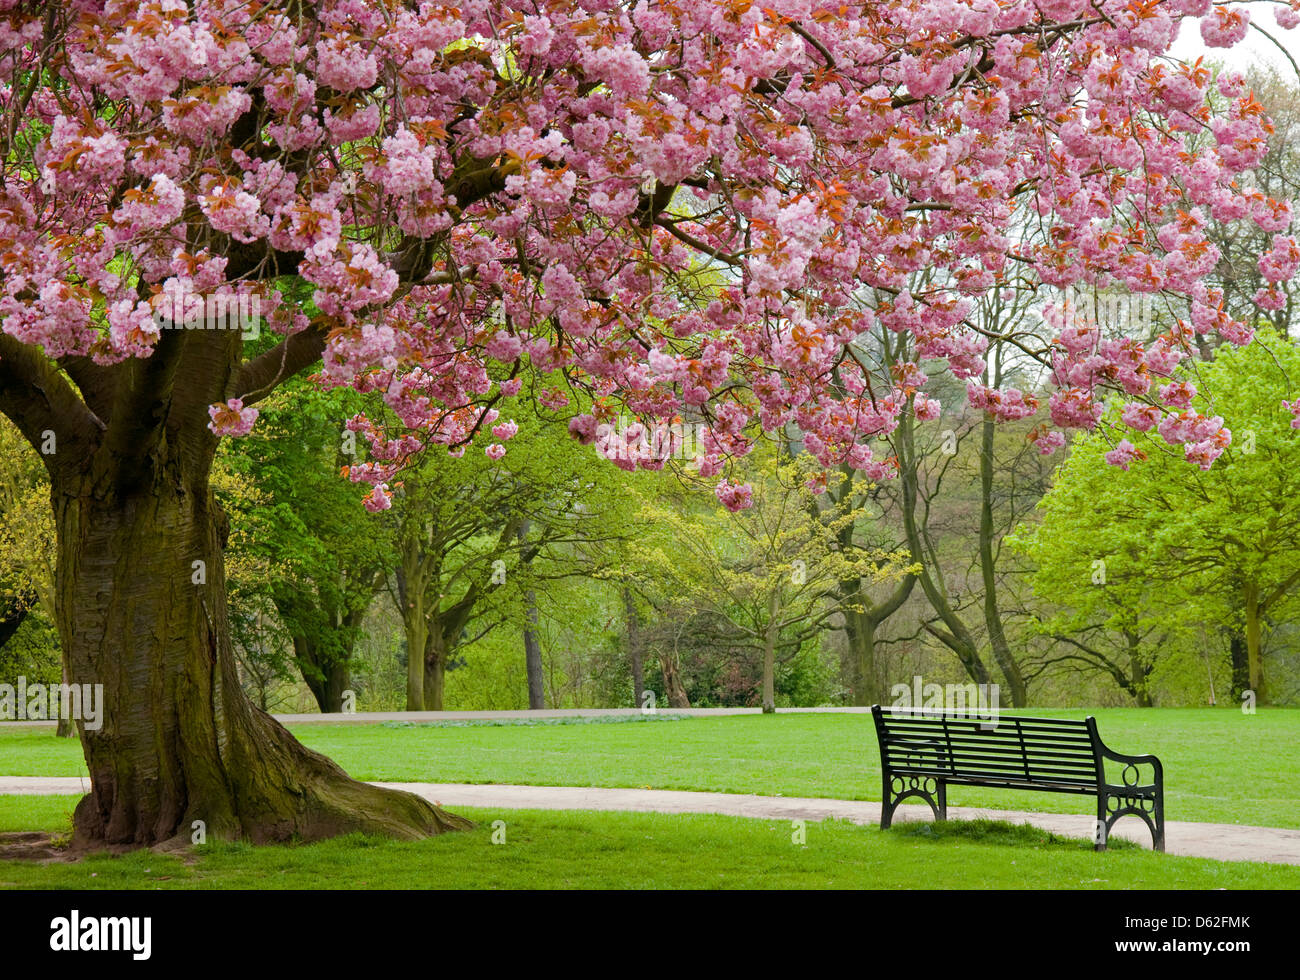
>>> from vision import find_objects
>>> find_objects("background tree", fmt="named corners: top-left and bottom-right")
top-left (624, 445), bottom-right (908, 712)
top-left (1013, 331), bottom-right (1300, 705)
top-left (222, 381), bottom-right (394, 712)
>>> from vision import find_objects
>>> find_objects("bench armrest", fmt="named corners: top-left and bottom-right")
top-left (1096, 743), bottom-right (1163, 787)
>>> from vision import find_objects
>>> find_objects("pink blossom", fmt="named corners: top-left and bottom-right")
top-left (1201, 7), bottom-right (1251, 47)
top-left (486, 332), bottom-right (524, 362)
top-left (568, 414), bottom-right (598, 444)
top-left (207, 398), bottom-right (258, 437)
top-left (1121, 404), bottom-right (1161, 432)
top-left (913, 394), bottom-right (941, 421)
top-left (364, 485), bottom-right (393, 512)
top-left (715, 479), bottom-right (753, 512)
top-left (485, 443), bottom-right (507, 461)
top-left (1033, 430), bottom-right (1067, 455)
top-left (539, 389), bottom-right (569, 410)
top-left (1105, 440), bottom-right (1144, 471)
top-left (1158, 381), bottom-right (1197, 411)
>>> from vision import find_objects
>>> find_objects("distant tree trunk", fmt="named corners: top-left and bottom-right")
top-left (523, 593), bottom-right (544, 709)
top-left (979, 415), bottom-right (1028, 707)
top-left (899, 412), bottom-right (992, 689)
top-left (844, 608), bottom-right (880, 706)
top-left (56, 661), bottom-right (76, 737)
top-left (1243, 582), bottom-right (1268, 704)
top-left (623, 589), bottom-right (646, 708)
top-left (1125, 630), bottom-right (1152, 707)
top-left (290, 634), bottom-right (352, 713)
top-left (761, 592), bottom-right (779, 713)
top-left (395, 558), bottom-right (427, 710)
top-left (840, 568), bottom-right (915, 706)
top-left (1227, 630), bottom-right (1251, 701)
top-left (423, 629), bottom-right (447, 711)
top-left (660, 646), bottom-right (690, 708)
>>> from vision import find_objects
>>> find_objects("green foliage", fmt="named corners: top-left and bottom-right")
top-left (219, 379), bottom-right (396, 709)
top-left (1011, 332), bottom-right (1300, 705)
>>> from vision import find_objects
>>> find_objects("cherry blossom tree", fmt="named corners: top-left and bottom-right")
top-left (1, 0), bottom-right (1296, 846)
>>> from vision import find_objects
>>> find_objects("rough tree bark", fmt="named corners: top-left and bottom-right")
top-left (422, 629), bottom-right (448, 711)
top-left (56, 662), bottom-right (76, 738)
top-left (52, 455), bottom-right (469, 846)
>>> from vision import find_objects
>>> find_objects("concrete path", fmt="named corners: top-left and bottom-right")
top-left (4, 776), bottom-right (1298, 866)
top-left (4, 707), bottom-right (865, 728)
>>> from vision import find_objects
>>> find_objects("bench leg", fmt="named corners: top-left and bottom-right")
top-left (880, 769), bottom-right (895, 830)
top-left (936, 781), bottom-right (947, 821)
top-left (1094, 796), bottom-right (1109, 852)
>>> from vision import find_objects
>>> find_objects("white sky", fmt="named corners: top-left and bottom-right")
top-left (1168, 12), bottom-right (1299, 75)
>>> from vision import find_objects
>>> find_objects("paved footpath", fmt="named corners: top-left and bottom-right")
top-left (10, 707), bottom-right (865, 728)
top-left (4, 776), bottom-right (1298, 866)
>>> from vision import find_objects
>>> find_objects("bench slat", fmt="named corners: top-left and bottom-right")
top-left (886, 760), bottom-right (1100, 782)
top-left (882, 740), bottom-right (1097, 763)
top-left (884, 749), bottom-right (1098, 772)
top-left (878, 720), bottom-right (1093, 738)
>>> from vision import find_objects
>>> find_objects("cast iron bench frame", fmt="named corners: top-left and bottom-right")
top-left (871, 705), bottom-right (1164, 851)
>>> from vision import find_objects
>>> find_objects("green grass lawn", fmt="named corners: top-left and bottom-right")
top-left (3, 708), bottom-right (1297, 828)
top-left (1, 795), bottom-right (1296, 889)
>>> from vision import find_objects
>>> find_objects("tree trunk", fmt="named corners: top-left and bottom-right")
top-left (56, 661), bottom-right (77, 737)
top-left (1227, 630), bottom-right (1250, 702)
top-left (422, 629), bottom-right (446, 711)
top-left (1243, 582), bottom-right (1268, 705)
top-left (844, 608), bottom-right (880, 707)
top-left (54, 470), bottom-right (469, 847)
top-left (291, 634), bottom-right (351, 713)
top-left (760, 640), bottom-right (777, 713)
top-left (978, 415), bottom-right (1027, 707)
top-left (623, 588), bottom-right (646, 708)
top-left (660, 646), bottom-right (690, 708)
top-left (761, 592), bottom-right (779, 713)
top-left (898, 410), bottom-right (992, 689)
top-left (395, 553), bottom-right (427, 710)
top-left (1125, 631), bottom-right (1152, 707)
top-left (523, 592), bottom-right (544, 709)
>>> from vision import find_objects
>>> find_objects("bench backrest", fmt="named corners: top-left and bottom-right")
top-left (872, 706), bottom-right (1102, 789)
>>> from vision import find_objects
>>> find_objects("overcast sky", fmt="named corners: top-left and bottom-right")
top-left (1169, 14), bottom-right (1299, 76)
